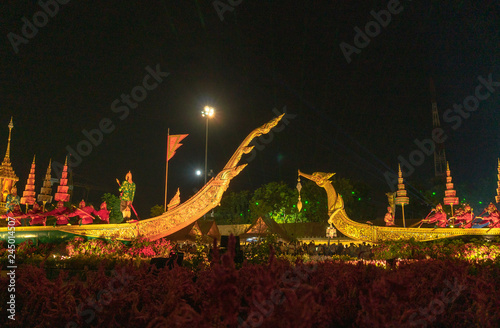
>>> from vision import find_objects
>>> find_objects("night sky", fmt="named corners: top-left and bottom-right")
top-left (1, 1), bottom-right (499, 217)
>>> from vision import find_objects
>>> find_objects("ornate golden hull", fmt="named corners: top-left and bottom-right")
top-left (330, 207), bottom-right (500, 243)
top-left (0, 114), bottom-right (284, 242)
top-left (298, 170), bottom-right (500, 243)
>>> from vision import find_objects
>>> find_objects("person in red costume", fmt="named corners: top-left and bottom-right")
top-left (453, 206), bottom-right (466, 225)
top-left (93, 201), bottom-right (110, 224)
top-left (384, 206), bottom-right (395, 226)
top-left (426, 203), bottom-right (448, 227)
top-left (27, 202), bottom-right (46, 226)
top-left (29, 203), bottom-right (47, 226)
top-left (477, 203), bottom-right (500, 228)
top-left (67, 200), bottom-right (95, 225)
top-left (2, 204), bottom-right (27, 226)
top-left (40, 201), bottom-right (70, 225)
top-left (44, 201), bottom-right (69, 216)
top-left (459, 205), bottom-right (475, 229)
top-left (27, 202), bottom-right (41, 214)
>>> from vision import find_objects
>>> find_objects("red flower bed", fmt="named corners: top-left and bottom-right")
top-left (1, 254), bottom-right (500, 327)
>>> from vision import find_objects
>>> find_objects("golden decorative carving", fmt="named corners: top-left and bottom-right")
top-left (298, 170), bottom-right (500, 243)
top-left (1, 115), bottom-right (284, 241)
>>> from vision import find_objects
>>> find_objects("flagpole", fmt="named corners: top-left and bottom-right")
top-left (164, 128), bottom-right (170, 212)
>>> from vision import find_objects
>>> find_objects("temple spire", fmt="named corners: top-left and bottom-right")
top-left (3, 117), bottom-right (13, 163)
top-left (0, 117), bottom-right (19, 209)
top-left (20, 155), bottom-right (37, 205)
top-left (38, 159), bottom-right (53, 204)
top-left (430, 79), bottom-right (447, 177)
top-left (395, 163), bottom-right (410, 227)
top-left (443, 162), bottom-right (459, 216)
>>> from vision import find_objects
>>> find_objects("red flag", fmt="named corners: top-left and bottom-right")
top-left (167, 134), bottom-right (188, 161)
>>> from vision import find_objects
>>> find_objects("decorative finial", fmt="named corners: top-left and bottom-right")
top-left (296, 174), bottom-right (302, 212)
top-left (32, 154), bottom-right (36, 163)
top-left (446, 161), bottom-right (450, 171)
top-left (3, 117), bottom-right (14, 161)
top-left (64, 156), bottom-right (68, 166)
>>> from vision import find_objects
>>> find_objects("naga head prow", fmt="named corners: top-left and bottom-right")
top-left (298, 170), bottom-right (343, 215)
top-left (298, 170), bottom-right (335, 187)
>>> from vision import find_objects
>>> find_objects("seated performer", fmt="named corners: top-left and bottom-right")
top-left (426, 203), bottom-right (448, 227)
top-left (42, 201), bottom-right (71, 225)
top-left (27, 202), bottom-right (41, 214)
top-left (3, 204), bottom-right (26, 227)
top-left (459, 205), bottom-right (476, 229)
top-left (93, 201), bottom-right (110, 224)
top-left (453, 206), bottom-right (466, 225)
top-left (474, 203), bottom-right (500, 228)
top-left (67, 200), bottom-right (94, 225)
top-left (384, 206), bottom-right (395, 226)
top-left (29, 208), bottom-right (47, 226)
top-left (26, 202), bottom-right (47, 226)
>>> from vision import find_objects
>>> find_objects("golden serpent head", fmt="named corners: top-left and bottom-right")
top-left (311, 172), bottom-right (335, 186)
top-left (298, 170), bottom-right (335, 187)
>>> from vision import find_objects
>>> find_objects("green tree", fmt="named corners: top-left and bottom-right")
top-left (102, 193), bottom-right (123, 224)
top-left (249, 182), bottom-right (302, 223)
top-left (150, 204), bottom-right (165, 218)
top-left (213, 190), bottom-right (252, 224)
top-left (297, 179), bottom-right (328, 222)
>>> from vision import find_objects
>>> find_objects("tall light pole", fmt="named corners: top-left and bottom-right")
top-left (201, 106), bottom-right (214, 185)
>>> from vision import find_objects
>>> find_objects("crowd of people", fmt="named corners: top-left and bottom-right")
top-left (175, 239), bottom-right (375, 260)
top-left (252, 240), bottom-right (374, 259)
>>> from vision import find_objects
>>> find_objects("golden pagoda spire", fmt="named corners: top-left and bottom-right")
top-left (395, 163), bottom-right (409, 227)
top-left (3, 117), bottom-right (13, 163)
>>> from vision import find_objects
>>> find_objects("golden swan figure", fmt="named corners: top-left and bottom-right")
top-left (298, 170), bottom-right (500, 243)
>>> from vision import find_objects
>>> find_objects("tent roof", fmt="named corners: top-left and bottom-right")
top-left (240, 217), bottom-right (292, 242)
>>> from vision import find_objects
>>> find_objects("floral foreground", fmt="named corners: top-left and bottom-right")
top-left (1, 237), bottom-right (500, 327)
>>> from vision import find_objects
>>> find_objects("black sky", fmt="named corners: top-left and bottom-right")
top-left (1, 1), bottom-right (499, 216)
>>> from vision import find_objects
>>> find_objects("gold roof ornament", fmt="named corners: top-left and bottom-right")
top-left (0, 117), bottom-right (19, 182)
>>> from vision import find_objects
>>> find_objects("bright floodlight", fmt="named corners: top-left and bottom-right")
top-left (202, 106), bottom-right (215, 117)
top-left (196, 170), bottom-right (202, 176)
